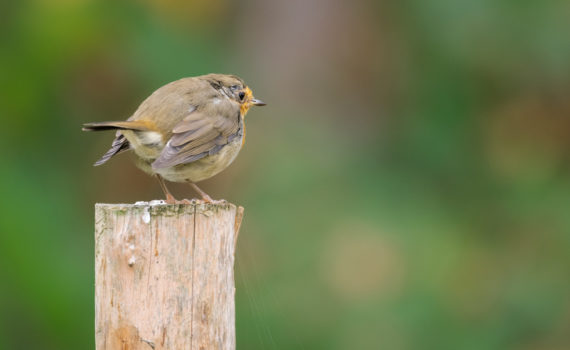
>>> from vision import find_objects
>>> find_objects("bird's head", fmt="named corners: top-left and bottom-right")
top-left (203, 74), bottom-right (266, 115)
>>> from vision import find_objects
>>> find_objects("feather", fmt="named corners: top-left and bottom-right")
top-left (93, 134), bottom-right (130, 166)
top-left (152, 111), bottom-right (242, 170)
top-left (82, 120), bottom-right (153, 132)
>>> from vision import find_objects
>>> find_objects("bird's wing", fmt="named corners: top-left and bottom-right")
top-left (152, 110), bottom-right (241, 169)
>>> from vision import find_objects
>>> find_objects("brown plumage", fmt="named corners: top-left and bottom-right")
top-left (83, 73), bottom-right (265, 203)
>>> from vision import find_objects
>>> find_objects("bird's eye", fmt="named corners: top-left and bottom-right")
top-left (238, 91), bottom-right (245, 101)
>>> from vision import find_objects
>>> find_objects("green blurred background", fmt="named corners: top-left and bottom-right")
top-left (1, 0), bottom-right (570, 349)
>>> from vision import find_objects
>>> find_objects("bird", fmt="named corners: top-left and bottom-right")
top-left (83, 73), bottom-right (265, 204)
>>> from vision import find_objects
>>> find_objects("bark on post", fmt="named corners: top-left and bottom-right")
top-left (94, 201), bottom-right (244, 350)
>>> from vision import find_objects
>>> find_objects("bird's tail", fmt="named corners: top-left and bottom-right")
top-left (82, 120), bottom-right (151, 131)
top-left (92, 134), bottom-right (130, 166)
top-left (83, 120), bottom-right (153, 166)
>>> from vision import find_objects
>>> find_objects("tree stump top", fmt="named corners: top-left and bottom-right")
top-left (94, 199), bottom-right (243, 350)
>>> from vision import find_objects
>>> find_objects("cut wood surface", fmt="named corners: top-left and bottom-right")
top-left (94, 201), bottom-right (244, 350)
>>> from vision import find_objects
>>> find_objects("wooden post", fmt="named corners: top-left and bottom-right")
top-left (94, 201), bottom-right (244, 350)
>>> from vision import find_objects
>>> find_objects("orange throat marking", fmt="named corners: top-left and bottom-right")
top-left (240, 104), bottom-right (250, 116)
top-left (239, 87), bottom-right (253, 147)
top-left (241, 122), bottom-right (246, 147)
top-left (239, 87), bottom-right (254, 116)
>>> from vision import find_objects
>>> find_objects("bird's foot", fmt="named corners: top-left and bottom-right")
top-left (165, 193), bottom-right (177, 204)
top-left (164, 194), bottom-right (192, 205)
top-left (201, 194), bottom-right (214, 203)
top-left (164, 194), bottom-right (225, 205)
top-left (196, 196), bottom-right (227, 205)
top-left (201, 194), bottom-right (229, 205)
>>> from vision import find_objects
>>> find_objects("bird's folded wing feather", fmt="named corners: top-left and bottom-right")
top-left (152, 111), bottom-right (240, 169)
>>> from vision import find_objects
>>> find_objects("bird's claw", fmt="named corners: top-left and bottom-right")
top-left (164, 194), bottom-right (225, 205)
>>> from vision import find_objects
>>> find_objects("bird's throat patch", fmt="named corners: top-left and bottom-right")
top-left (240, 87), bottom-right (254, 116)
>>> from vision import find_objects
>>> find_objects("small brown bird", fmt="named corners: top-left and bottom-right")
top-left (83, 74), bottom-right (265, 203)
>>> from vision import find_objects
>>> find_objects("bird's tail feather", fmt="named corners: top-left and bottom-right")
top-left (83, 120), bottom-right (153, 166)
top-left (82, 120), bottom-right (151, 132)
top-left (93, 134), bottom-right (130, 166)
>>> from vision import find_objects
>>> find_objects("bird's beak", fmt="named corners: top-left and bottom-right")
top-left (250, 98), bottom-right (266, 106)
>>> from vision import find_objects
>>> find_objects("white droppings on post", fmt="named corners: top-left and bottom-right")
top-left (142, 207), bottom-right (151, 224)
top-left (134, 200), bottom-right (166, 206)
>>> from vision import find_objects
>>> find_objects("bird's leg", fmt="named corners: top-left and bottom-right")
top-left (156, 175), bottom-right (177, 204)
top-left (189, 182), bottom-right (214, 203)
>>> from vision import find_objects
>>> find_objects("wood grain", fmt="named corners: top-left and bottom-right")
top-left (94, 201), bottom-right (243, 350)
